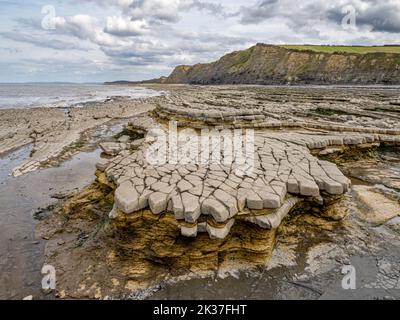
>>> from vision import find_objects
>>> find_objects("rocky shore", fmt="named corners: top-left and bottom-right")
top-left (1, 85), bottom-right (399, 299)
top-left (0, 96), bottom-right (164, 176)
top-left (96, 86), bottom-right (399, 241)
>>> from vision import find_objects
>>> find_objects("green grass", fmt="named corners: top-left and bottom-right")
top-left (232, 48), bottom-right (253, 67)
top-left (280, 45), bottom-right (400, 55)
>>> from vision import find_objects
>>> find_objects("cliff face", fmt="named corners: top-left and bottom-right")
top-left (164, 44), bottom-right (400, 85)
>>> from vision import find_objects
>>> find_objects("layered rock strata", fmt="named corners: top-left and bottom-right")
top-left (162, 44), bottom-right (400, 85)
top-left (97, 86), bottom-right (399, 239)
top-left (99, 122), bottom-right (400, 239)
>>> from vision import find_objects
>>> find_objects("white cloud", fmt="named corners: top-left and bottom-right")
top-left (129, 0), bottom-right (189, 22)
top-left (2, 0), bottom-right (400, 82)
top-left (105, 16), bottom-right (149, 36)
top-left (0, 31), bottom-right (84, 50)
top-left (55, 14), bottom-right (127, 46)
top-left (240, 0), bottom-right (400, 34)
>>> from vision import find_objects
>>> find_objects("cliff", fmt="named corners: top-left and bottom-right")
top-left (163, 44), bottom-right (400, 85)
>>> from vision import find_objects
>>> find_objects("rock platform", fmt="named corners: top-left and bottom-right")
top-left (97, 86), bottom-right (400, 239)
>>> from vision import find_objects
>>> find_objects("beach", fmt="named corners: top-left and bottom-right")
top-left (0, 88), bottom-right (164, 176)
top-left (0, 84), bottom-right (399, 300)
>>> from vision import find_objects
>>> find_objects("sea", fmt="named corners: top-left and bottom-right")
top-left (0, 83), bottom-right (163, 109)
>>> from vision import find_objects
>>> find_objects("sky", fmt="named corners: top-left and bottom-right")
top-left (0, 0), bottom-right (400, 83)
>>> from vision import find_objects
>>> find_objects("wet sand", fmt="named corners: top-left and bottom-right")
top-left (0, 147), bottom-right (100, 299)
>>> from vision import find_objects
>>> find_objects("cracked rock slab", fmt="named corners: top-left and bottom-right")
top-left (102, 128), bottom-right (358, 239)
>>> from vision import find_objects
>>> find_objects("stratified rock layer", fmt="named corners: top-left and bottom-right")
top-left (99, 127), bottom-right (398, 238)
top-left (95, 86), bottom-right (399, 239)
top-left (163, 44), bottom-right (400, 85)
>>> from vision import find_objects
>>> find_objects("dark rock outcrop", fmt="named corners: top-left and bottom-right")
top-left (105, 76), bottom-right (168, 85)
top-left (163, 44), bottom-right (400, 85)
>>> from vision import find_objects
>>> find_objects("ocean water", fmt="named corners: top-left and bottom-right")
top-left (0, 83), bottom-right (163, 109)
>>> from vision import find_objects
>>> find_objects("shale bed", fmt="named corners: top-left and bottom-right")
top-left (32, 85), bottom-right (400, 300)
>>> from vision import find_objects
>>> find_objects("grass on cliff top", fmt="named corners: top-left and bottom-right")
top-left (231, 48), bottom-right (253, 68)
top-left (280, 45), bottom-right (400, 54)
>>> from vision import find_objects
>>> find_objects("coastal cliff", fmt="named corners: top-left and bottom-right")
top-left (163, 44), bottom-right (400, 85)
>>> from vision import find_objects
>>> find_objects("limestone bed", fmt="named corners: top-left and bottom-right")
top-left (33, 85), bottom-right (400, 299)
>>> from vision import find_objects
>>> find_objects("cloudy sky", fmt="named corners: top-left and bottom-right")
top-left (1, 0), bottom-right (400, 83)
